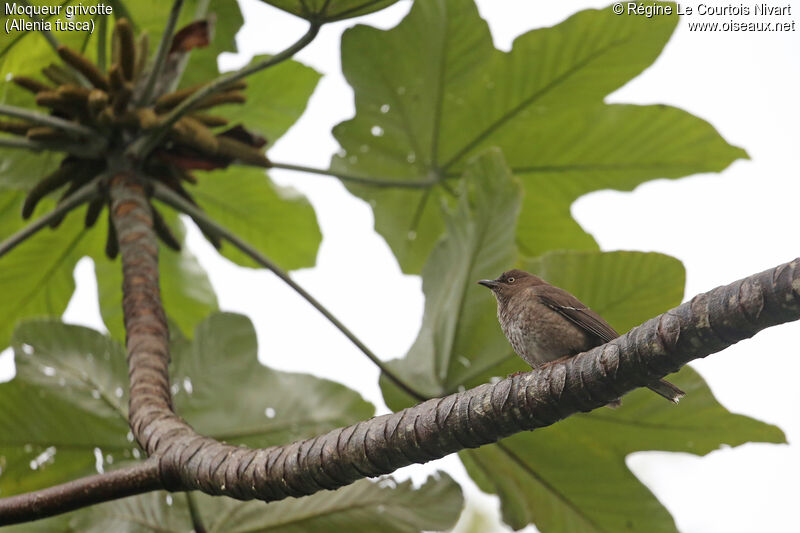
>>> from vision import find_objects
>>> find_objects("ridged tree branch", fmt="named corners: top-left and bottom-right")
top-left (0, 459), bottom-right (161, 524)
top-left (1, 172), bottom-right (798, 525)
top-left (114, 174), bottom-right (800, 505)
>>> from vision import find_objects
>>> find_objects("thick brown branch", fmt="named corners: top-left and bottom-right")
top-left (113, 173), bottom-right (800, 503)
top-left (3, 172), bottom-right (798, 525)
top-left (0, 459), bottom-right (160, 525)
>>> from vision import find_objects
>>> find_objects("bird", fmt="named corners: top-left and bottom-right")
top-left (478, 269), bottom-right (685, 404)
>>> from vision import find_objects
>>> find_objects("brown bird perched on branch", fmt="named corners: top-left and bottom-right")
top-left (478, 269), bottom-right (685, 404)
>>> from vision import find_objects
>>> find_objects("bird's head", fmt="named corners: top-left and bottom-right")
top-left (477, 269), bottom-right (545, 302)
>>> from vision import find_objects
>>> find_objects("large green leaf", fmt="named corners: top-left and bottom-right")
top-left (93, 214), bottom-right (218, 341)
top-left (169, 312), bottom-right (374, 447)
top-left (258, 0), bottom-right (401, 22)
top-left (212, 56), bottom-right (321, 144)
top-left (0, 312), bottom-right (373, 496)
top-left (0, 380), bottom-right (128, 497)
top-left (380, 149), bottom-right (520, 407)
top-left (375, 157), bottom-right (783, 532)
top-left (1, 512), bottom-right (71, 533)
top-left (165, 52), bottom-right (323, 274)
top-left (12, 320), bottom-right (130, 418)
top-left (0, 193), bottom-right (98, 350)
top-left (377, 155), bottom-right (687, 407)
top-left (188, 167), bottom-right (321, 270)
top-left (332, 0), bottom-right (747, 272)
top-left (509, 104), bottom-right (746, 256)
top-left (1, 315), bottom-right (462, 532)
top-left (7, 474), bottom-right (461, 532)
top-left (0, 321), bottom-right (132, 497)
top-left (460, 366), bottom-right (785, 533)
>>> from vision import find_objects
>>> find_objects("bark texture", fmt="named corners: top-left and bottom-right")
top-left (114, 168), bottom-right (800, 502)
top-left (0, 460), bottom-right (160, 523)
top-left (1, 171), bottom-right (798, 525)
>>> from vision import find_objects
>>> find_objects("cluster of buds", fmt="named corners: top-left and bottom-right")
top-left (2, 18), bottom-right (270, 257)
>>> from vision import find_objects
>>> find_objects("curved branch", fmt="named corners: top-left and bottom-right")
top-left (0, 459), bottom-right (161, 525)
top-left (151, 182), bottom-right (427, 401)
top-left (2, 181), bottom-right (799, 525)
top-left (127, 23), bottom-right (320, 160)
top-left (118, 173), bottom-right (800, 502)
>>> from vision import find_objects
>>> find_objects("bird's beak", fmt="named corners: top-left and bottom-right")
top-left (478, 279), bottom-right (500, 290)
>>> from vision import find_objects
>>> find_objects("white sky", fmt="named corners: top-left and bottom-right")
top-left (2, 1), bottom-right (799, 531)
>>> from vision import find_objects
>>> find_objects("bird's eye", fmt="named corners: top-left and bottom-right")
top-left (507, 277), bottom-right (515, 283)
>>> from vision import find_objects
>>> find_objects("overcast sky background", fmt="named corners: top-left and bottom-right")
top-left (2, 1), bottom-right (798, 531)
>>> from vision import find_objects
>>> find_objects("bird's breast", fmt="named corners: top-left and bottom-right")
top-left (499, 297), bottom-right (592, 367)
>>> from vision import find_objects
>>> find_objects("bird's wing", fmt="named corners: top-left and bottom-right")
top-left (537, 287), bottom-right (619, 343)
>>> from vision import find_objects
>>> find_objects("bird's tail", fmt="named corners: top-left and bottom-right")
top-left (647, 379), bottom-right (686, 403)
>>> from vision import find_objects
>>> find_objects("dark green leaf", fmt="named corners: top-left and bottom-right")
top-left (1, 315), bottom-right (458, 533)
top-left (0, 193), bottom-right (98, 350)
top-left (19, 474), bottom-right (460, 532)
top-left (378, 187), bottom-right (782, 533)
top-left (0, 511), bottom-right (72, 533)
top-left (1, 321), bottom-right (132, 497)
top-left (258, 0), bottom-right (401, 22)
top-left (460, 365), bottom-right (785, 533)
top-left (332, 0), bottom-right (746, 272)
top-left (0, 380), bottom-right (129, 498)
top-left (0, 312), bottom-right (372, 495)
top-left (510, 104), bottom-right (747, 256)
top-left (380, 149), bottom-right (520, 409)
top-left (170, 312), bottom-right (374, 447)
top-left (12, 320), bottom-right (129, 418)
top-left (212, 56), bottom-right (320, 144)
top-left (190, 167), bottom-right (321, 270)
